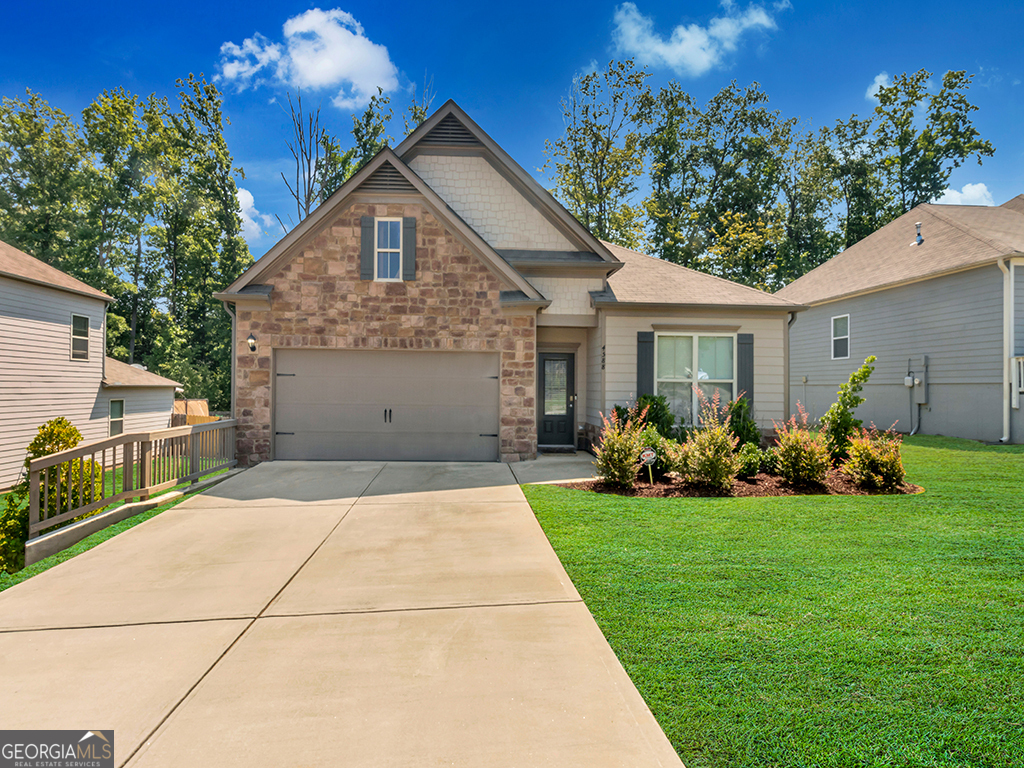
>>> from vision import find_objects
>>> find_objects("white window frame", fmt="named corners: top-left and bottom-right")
top-left (654, 332), bottom-right (737, 426)
top-left (109, 399), bottom-right (125, 437)
top-left (71, 313), bottom-right (90, 361)
top-left (373, 217), bottom-right (403, 282)
top-left (831, 314), bottom-right (850, 360)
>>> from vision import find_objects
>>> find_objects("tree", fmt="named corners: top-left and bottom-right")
top-left (544, 59), bottom-right (652, 248)
top-left (403, 74), bottom-right (436, 136)
top-left (824, 116), bottom-right (890, 249)
top-left (872, 69), bottom-right (994, 215)
top-left (351, 87), bottom-right (394, 168)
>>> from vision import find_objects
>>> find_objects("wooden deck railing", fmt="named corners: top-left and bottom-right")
top-left (27, 419), bottom-right (237, 540)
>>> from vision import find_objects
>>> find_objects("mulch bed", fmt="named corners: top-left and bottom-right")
top-left (561, 469), bottom-right (923, 498)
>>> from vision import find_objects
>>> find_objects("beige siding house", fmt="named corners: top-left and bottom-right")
top-left (778, 195), bottom-right (1024, 443)
top-left (216, 101), bottom-right (803, 466)
top-left (0, 240), bottom-right (179, 488)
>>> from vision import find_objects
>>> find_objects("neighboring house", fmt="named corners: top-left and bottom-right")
top-left (0, 240), bottom-right (180, 489)
top-left (215, 101), bottom-right (802, 465)
top-left (777, 195), bottom-right (1024, 443)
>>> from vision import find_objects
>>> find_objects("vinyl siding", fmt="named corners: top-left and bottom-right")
top-left (1015, 262), bottom-right (1024, 357)
top-left (408, 154), bottom-right (576, 251)
top-left (0, 277), bottom-right (107, 487)
top-left (601, 311), bottom-right (787, 428)
top-left (788, 264), bottom-right (1006, 441)
top-left (587, 314), bottom-right (605, 428)
top-left (94, 388), bottom-right (175, 434)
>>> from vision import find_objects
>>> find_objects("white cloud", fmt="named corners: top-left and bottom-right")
top-left (217, 8), bottom-right (399, 110)
top-left (865, 72), bottom-right (890, 101)
top-left (936, 183), bottom-right (994, 207)
top-left (237, 188), bottom-right (277, 243)
top-left (611, 1), bottom-right (783, 77)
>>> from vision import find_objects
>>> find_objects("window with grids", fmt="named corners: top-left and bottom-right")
top-left (832, 315), bottom-right (850, 359)
top-left (109, 399), bottom-right (124, 436)
top-left (375, 219), bottom-right (402, 281)
top-left (655, 334), bottom-right (735, 426)
top-left (71, 314), bottom-right (90, 360)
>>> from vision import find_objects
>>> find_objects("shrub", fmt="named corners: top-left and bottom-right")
top-left (727, 395), bottom-right (761, 448)
top-left (662, 440), bottom-right (692, 480)
top-left (736, 442), bottom-right (762, 480)
top-left (761, 446), bottom-right (780, 476)
top-left (844, 425), bottom-right (906, 491)
top-left (593, 410), bottom-right (644, 488)
top-left (821, 356), bottom-right (877, 464)
top-left (0, 417), bottom-right (100, 574)
top-left (614, 394), bottom-right (676, 440)
top-left (773, 404), bottom-right (830, 486)
top-left (687, 391), bottom-right (739, 492)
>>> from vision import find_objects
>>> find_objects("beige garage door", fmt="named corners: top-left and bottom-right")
top-left (274, 350), bottom-right (500, 461)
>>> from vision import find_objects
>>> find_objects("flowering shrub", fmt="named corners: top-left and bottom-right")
top-left (821, 356), bottom-right (877, 464)
top-left (663, 440), bottom-right (692, 480)
top-left (593, 409), bottom-right (644, 488)
top-left (844, 425), bottom-right (905, 491)
top-left (773, 404), bottom-right (829, 485)
top-left (638, 424), bottom-right (673, 480)
top-left (687, 391), bottom-right (739, 492)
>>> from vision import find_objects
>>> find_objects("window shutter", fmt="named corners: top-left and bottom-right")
top-left (737, 333), bottom-right (754, 407)
top-left (360, 216), bottom-right (374, 280)
top-left (402, 217), bottom-right (416, 281)
top-left (637, 332), bottom-right (654, 398)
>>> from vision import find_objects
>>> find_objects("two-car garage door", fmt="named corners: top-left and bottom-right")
top-left (273, 350), bottom-right (500, 462)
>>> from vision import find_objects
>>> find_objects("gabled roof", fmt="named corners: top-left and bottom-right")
top-left (0, 239), bottom-right (111, 302)
top-left (599, 242), bottom-right (803, 310)
top-left (395, 100), bottom-right (620, 265)
top-left (102, 357), bottom-right (180, 389)
top-left (776, 196), bottom-right (1024, 305)
top-left (220, 147), bottom-right (543, 301)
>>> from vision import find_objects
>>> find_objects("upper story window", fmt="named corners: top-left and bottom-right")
top-left (832, 315), bottom-right (850, 360)
top-left (375, 218), bottom-right (402, 281)
top-left (71, 314), bottom-right (90, 360)
top-left (655, 333), bottom-right (735, 426)
top-left (109, 399), bottom-right (124, 436)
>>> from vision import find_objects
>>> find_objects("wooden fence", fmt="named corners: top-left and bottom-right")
top-left (27, 420), bottom-right (237, 540)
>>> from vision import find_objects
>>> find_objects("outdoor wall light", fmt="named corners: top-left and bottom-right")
top-left (247, 333), bottom-right (257, 352)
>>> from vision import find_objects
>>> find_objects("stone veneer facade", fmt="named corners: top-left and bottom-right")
top-left (233, 201), bottom-right (537, 466)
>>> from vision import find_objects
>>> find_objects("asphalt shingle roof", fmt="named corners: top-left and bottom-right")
top-left (102, 357), bottom-right (181, 389)
top-left (601, 242), bottom-right (802, 309)
top-left (0, 239), bottom-right (111, 301)
top-left (776, 195), bottom-right (1024, 305)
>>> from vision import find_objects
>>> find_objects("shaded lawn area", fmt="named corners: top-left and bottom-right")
top-left (523, 436), bottom-right (1024, 768)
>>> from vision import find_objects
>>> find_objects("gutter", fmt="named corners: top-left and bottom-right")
top-left (998, 258), bottom-right (1011, 443)
top-left (220, 300), bottom-right (237, 420)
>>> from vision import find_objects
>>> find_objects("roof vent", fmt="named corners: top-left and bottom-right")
top-left (910, 222), bottom-right (924, 247)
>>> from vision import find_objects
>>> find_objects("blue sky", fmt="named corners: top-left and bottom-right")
top-left (3, 1), bottom-right (1022, 259)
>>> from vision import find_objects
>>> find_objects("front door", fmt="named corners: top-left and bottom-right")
top-left (538, 353), bottom-right (575, 447)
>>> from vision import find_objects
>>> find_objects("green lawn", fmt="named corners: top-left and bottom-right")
top-left (523, 436), bottom-right (1024, 768)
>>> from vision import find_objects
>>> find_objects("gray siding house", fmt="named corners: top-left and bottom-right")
top-left (777, 195), bottom-right (1024, 443)
top-left (0, 240), bottom-right (180, 489)
top-left (215, 101), bottom-right (803, 467)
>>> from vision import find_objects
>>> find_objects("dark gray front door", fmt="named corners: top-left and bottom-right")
top-left (538, 353), bottom-right (575, 447)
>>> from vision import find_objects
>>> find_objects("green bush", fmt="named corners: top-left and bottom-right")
top-left (614, 394), bottom-right (676, 440)
top-left (773, 404), bottom-right (830, 486)
top-left (736, 442), bottom-right (762, 480)
top-left (662, 440), bottom-right (692, 480)
top-left (844, 426), bottom-right (906, 491)
top-left (0, 417), bottom-right (100, 574)
top-left (594, 410), bottom-right (644, 488)
top-left (727, 396), bottom-right (761, 448)
top-left (821, 356), bottom-right (877, 464)
top-left (687, 391), bottom-right (739, 492)
top-left (761, 446), bottom-right (780, 476)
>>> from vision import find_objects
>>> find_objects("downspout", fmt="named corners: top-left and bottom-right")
top-left (997, 258), bottom-right (1011, 443)
top-left (221, 300), bottom-right (237, 419)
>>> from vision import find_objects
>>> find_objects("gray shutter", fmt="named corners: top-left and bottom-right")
top-left (360, 216), bottom-right (374, 281)
top-left (737, 333), bottom-right (754, 406)
top-left (637, 332), bottom-right (654, 398)
top-left (402, 217), bottom-right (416, 281)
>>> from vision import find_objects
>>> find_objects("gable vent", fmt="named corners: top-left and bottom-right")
top-left (360, 161), bottom-right (418, 194)
top-left (420, 113), bottom-right (482, 146)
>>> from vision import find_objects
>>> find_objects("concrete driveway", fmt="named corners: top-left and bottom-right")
top-left (0, 459), bottom-right (683, 767)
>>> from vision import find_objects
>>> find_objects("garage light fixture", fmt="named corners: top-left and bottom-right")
top-left (247, 333), bottom-right (257, 352)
